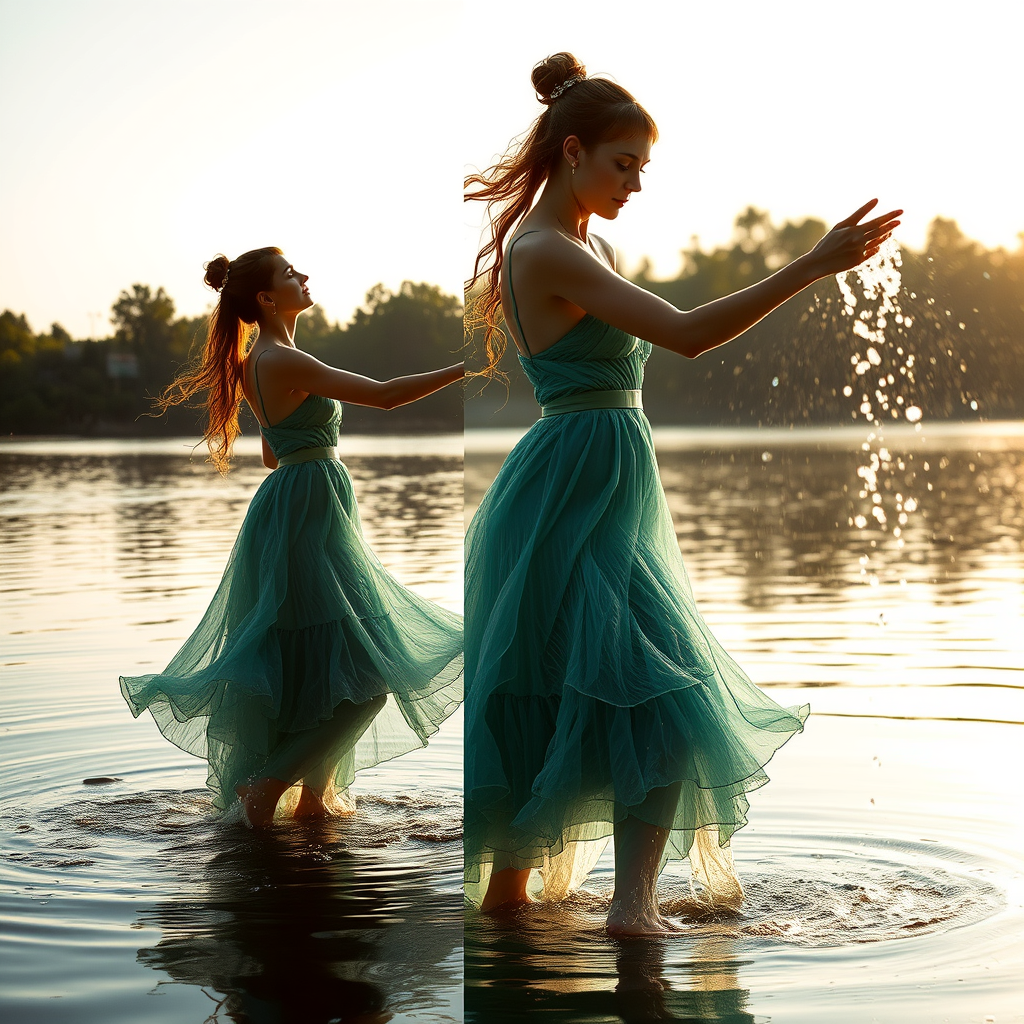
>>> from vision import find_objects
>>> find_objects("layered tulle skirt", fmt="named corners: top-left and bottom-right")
top-left (120, 458), bottom-right (463, 812)
top-left (464, 409), bottom-right (807, 903)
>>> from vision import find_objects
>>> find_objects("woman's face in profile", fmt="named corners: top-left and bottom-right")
top-left (265, 255), bottom-right (315, 315)
top-left (574, 134), bottom-right (652, 221)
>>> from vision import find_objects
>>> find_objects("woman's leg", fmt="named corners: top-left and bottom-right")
top-left (239, 694), bottom-right (388, 824)
top-left (607, 784), bottom-right (684, 936)
top-left (235, 776), bottom-right (291, 828)
top-left (292, 693), bottom-right (387, 816)
top-left (481, 850), bottom-right (535, 912)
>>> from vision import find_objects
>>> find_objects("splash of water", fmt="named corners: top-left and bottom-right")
top-left (836, 237), bottom-right (921, 429)
top-left (835, 239), bottom-right (926, 562)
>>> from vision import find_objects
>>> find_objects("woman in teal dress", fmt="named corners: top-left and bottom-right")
top-left (120, 247), bottom-right (464, 828)
top-left (464, 53), bottom-right (901, 934)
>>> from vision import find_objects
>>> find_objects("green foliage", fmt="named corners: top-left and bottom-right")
top-left (0, 280), bottom-right (462, 436)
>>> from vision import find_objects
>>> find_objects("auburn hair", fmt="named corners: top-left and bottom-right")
top-left (465, 53), bottom-right (657, 379)
top-left (153, 246), bottom-right (282, 473)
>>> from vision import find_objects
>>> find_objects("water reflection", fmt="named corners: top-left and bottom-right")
top-left (137, 822), bottom-right (461, 1024)
top-left (467, 908), bottom-right (754, 1024)
top-left (0, 445), bottom-right (462, 623)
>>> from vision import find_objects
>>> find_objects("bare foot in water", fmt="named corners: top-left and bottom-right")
top-left (481, 892), bottom-right (539, 913)
top-left (606, 900), bottom-right (686, 937)
top-left (235, 777), bottom-right (289, 828)
top-left (481, 866), bottom-right (537, 913)
top-left (293, 784), bottom-right (331, 819)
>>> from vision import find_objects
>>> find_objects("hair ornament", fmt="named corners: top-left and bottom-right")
top-left (220, 264), bottom-right (231, 292)
top-left (550, 74), bottom-right (585, 100)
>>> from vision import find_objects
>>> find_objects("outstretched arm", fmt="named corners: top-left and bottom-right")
top-left (532, 200), bottom-right (901, 359)
top-left (261, 350), bottom-right (464, 410)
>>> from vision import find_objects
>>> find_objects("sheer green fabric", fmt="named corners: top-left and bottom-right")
top-left (464, 239), bottom-right (807, 903)
top-left (120, 392), bottom-right (463, 813)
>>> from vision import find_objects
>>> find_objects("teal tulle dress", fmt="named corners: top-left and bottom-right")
top-left (120, 363), bottom-right (463, 815)
top-left (464, 233), bottom-right (808, 905)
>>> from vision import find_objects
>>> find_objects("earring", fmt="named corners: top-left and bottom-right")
top-left (572, 162), bottom-right (577, 176)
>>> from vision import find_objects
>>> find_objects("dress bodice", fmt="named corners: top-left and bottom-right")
top-left (517, 317), bottom-right (651, 408)
top-left (259, 393), bottom-right (342, 459)
top-left (504, 231), bottom-right (651, 409)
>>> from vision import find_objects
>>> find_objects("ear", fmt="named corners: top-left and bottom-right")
top-left (257, 291), bottom-right (274, 309)
top-left (562, 135), bottom-right (582, 167)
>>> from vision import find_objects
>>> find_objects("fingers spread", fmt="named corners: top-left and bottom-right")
top-left (865, 222), bottom-right (901, 244)
top-left (837, 198), bottom-right (880, 227)
top-left (862, 209), bottom-right (904, 230)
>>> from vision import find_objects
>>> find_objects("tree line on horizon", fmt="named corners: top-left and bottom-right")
top-left (0, 281), bottom-right (464, 436)
top-left (466, 210), bottom-right (1024, 428)
top-left (2, 210), bottom-right (1022, 437)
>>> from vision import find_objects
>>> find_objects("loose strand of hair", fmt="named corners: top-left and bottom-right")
top-left (151, 301), bottom-right (254, 474)
top-left (465, 133), bottom-right (551, 382)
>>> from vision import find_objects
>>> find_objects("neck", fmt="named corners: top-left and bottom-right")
top-left (532, 169), bottom-right (591, 242)
top-left (256, 310), bottom-right (300, 346)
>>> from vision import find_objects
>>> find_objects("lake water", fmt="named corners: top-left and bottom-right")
top-left (0, 434), bottom-right (464, 1023)
top-left (465, 423), bottom-right (1023, 1024)
top-left (3, 424), bottom-right (1022, 1023)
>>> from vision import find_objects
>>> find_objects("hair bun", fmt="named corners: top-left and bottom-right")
top-left (532, 52), bottom-right (586, 105)
top-left (204, 254), bottom-right (230, 291)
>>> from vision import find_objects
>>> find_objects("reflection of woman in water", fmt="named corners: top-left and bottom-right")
top-left (136, 826), bottom-right (462, 1024)
top-left (464, 53), bottom-right (900, 934)
top-left (120, 247), bottom-right (464, 827)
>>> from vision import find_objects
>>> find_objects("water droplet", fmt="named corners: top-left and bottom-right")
top-left (905, 406), bottom-right (922, 423)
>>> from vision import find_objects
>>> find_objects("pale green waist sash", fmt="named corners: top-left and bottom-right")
top-left (276, 445), bottom-right (339, 467)
top-left (540, 389), bottom-right (643, 418)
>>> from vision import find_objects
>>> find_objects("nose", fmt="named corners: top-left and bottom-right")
top-left (628, 171), bottom-right (642, 194)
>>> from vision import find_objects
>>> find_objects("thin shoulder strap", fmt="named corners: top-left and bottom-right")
top-left (252, 350), bottom-right (272, 428)
top-left (506, 230), bottom-right (540, 357)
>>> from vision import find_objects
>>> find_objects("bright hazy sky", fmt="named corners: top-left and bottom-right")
top-left (0, 0), bottom-right (463, 338)
top-left (2, 0), bottom-right (1020, 339)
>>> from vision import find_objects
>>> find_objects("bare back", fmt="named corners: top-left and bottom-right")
top-left (241, 345), bottom-right (310, 429)
top-left (500, 228), bottom-right (616, 357)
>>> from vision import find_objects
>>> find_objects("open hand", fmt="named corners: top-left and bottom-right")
top-left (809, 199), bottom-right (902, 277)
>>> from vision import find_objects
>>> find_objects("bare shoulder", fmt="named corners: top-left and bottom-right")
top-left (510, 227), bottom-right (600, 277)
top-left (253, 344), bottom-right (321, 371)
top-left (589, 233), bottom-right (616, 271)
top-left (509, 226), bottom-right (573, 263)
top-left (246, 344), bottom-right (331, 398)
